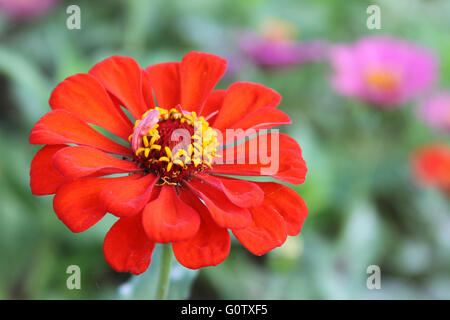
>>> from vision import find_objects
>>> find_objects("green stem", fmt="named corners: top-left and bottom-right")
top-left (156, 243), bottom-right (173, 300)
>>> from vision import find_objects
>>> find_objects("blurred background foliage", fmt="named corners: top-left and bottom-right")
top-left (0, 0), bottom-right (449, 299)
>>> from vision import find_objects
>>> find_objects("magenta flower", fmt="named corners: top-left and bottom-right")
top-left (239, 18), bottom-right (326, 69)
top-left (240, 34), bottom-right (326, 68)
top-left (0, 0), bottom-right (58, 19)
top-left (329, 36), bottom-right (437, 107)
top-left (419, 92), bottom-right (450, 132)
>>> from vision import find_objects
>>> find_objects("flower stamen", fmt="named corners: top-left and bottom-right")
top-left (130, 106), bottom-right (219, 185)
top-left (365, 69), bottom-right (400, 93)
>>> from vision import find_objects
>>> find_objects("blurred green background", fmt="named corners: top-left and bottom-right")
top-left (1, 0), bottom-right (450, 299)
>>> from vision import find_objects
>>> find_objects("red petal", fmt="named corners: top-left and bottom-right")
top-left (142, 185), bottom-right (200, 243)
top-left (49, 73), bottom-right (133, 141)
top-left (30, 145), bottom-right (71, 195)
top-left (89, 56), bottom-right (148, 120)
top-left (196, 173), bottom-right (263, 208)
top-left (212, 132), bottom-right (307, 185)
top-left (141, 68), bottom-right (156, 109)
top-left (100, 174), bottom-right (158, 217)
top-left (228, 107), bottom-right (291, 131)
top-left (52, 146), bottom-right (140, 179)
top-left (29, 110), bottom-right (132, 156)
top-left (233, 204), bottom-right (287, 255)
top-left (53, 176), bottom-right (136, 233)
top-left (185, 179), bottom-right (252, 229)
top-left (146, 62), bottom-right (181, 109)
top-left (213, 82), bottom-right (281, 130)
top-left (173, 188), bottom-right (230, 269)
top-left (180, 52), bottom-right (227, 113)
top-left (200, 89), bottom-right (226, 122)
top-left (103, 213), bottom-right (155, 275)
top-left (256, 182), bottom-right (308, 236)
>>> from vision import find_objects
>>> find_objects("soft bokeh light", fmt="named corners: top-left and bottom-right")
top-left (419, 92), bottom-right (450, 132)
top-left (0, 0), bottom-right (59, 19)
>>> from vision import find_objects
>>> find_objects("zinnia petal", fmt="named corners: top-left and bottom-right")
top-left (142, 185), bottom-right (200, 243)
top-left (52, 146), bottom-right (141, 179)
top-left (30, 145), bottom-right (71, 195)
top-left (255, 182), bottom-right (308, 236)
top-left (173, 188), bottom-right (230, 269)
top-left (212, 132), bottom-right (307, 185)
top-left (100, 173), bottom-right (158, 217)
top-left (185, 179), bottom-right (252, 229)
top-left (89, 56), bottom-right (148, 119)
top-left (213, 82), bottom-right (281, 130)
top-left (233, 204), bottom-right (287, 255)
top-left (141, 68), bottom-right (156, 109)
top-left (146, 62), bottom-right (181, 109)
top-left (180, 52), bottom-right (227, 113)
top-left (103, 213), bottom-right (155, 275)
top-left (196, 173), bottom-right (264, 208)
top-left (200, 89), bottom-right (226, 122)
top-left (29, 110), bottom-right (132, 156)
top-left (53, 176), bottom-right (136, 233)
top-left (227, 106), bottom-right (291, 131)
top-left (49, 73), bottom-right (133, 141)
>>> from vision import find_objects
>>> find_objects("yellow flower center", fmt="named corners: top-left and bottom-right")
top-left (365, 69), bottom-right (400, 93)
top-left (129, 107), bottom-right (219, 185)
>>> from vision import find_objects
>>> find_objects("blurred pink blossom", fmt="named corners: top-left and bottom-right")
top-left (420, 92), bottom-right (450, 132)
top-left (330, 36), bottom-right (437, 108)
top-left (239, 18), bottom-right (327, 68)
top-left (240, 34), bottom-right (327, 68)
top-left (0, 0), bottom-right (58, 19)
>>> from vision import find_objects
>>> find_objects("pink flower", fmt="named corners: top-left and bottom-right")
top-left (419, 92), bottom-right (450, 133)
top-left (330, 36), bottom-right (437, 107)
top-left (0, 0), bottom-right (58, 19)
top-left (241, 35), bottom-right (326, 69)
top-left (239, 18), bottom-right (327, 68)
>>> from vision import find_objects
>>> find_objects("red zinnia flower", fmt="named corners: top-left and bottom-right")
top-left (29, 51), bottom-right (308, 274)
top-left (411, 144), bottom-right (450, 195)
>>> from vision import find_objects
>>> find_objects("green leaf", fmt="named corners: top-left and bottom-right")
top-left (0, 46), bottom-right (50, 124)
